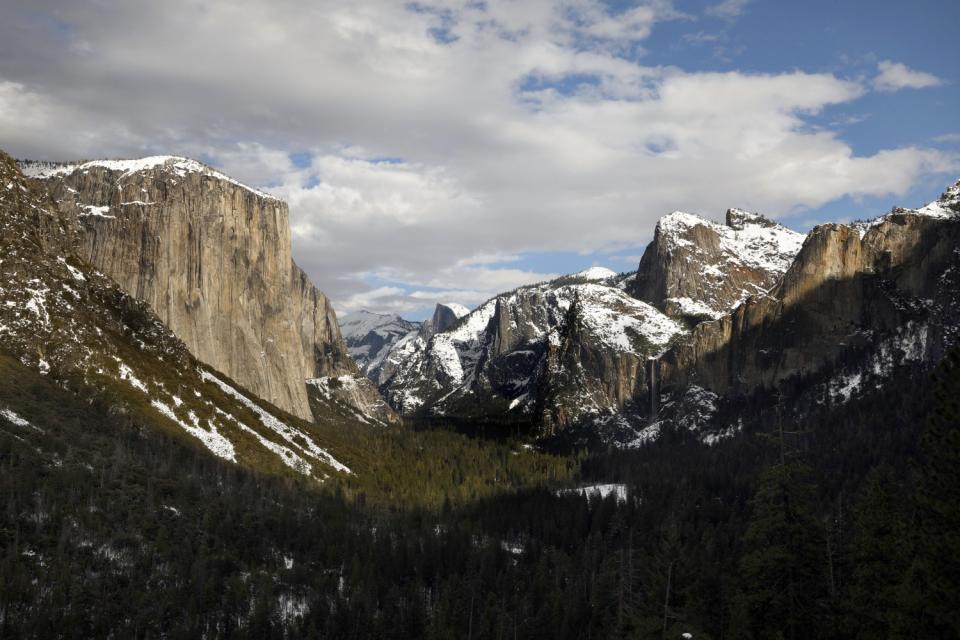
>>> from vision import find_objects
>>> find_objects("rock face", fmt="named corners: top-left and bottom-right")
top-left (377, 275), bottom-right (685, 437)
top-left (340, 310), bottom-right (421, 380)
top-left (659, 182), bottom-right (960, 402)
top-left (629, 208), bottom-right (804, 321)
top-left (21, 157), bottom-right (355, 422)
top-left (373, 182), bottom-right (959, 446)
top-left (0, 150), bottom-right (354, 480)
top-left (431, 302), bottom-right (470, 333)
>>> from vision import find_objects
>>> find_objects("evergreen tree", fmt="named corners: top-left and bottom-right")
top-left (898, 348), bottom-right (960, 637)
top-left (843, 465), bottom-right (908, 638)
top-left (733, 461), bottom-right (827, 640)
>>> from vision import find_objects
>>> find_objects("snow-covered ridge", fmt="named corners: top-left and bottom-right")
top-left (655, 209), bottom-right (804, 274)
top-left (340, 310), bottom-right (417, 341)
top-left (20, 156), bottom-right (280, 201)
top-left (571, 266), bottom-right (617, 281)
top-left (853, 180), bottom-right (960, 238)
top-left (915, 179), bottom-right (960, 218)
top-left (439, 302), bottom-right (470, 317)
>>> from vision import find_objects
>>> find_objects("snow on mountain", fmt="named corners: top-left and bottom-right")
top-left (340, 310), bottom-right (421, 380)
top-left (631, 208), bottom-right (805, 320)
top-left (20, 156), bottom-right (280, 200)
top-left (571, 267), bottom-right (618, 281)
top-left (854, 178), bottom-right (960, 237)
top-left (656, 209), bottom-right (803, 276)
top-left (431, 302), bottom-right (471, 333)
top-left (439, 302), bottom-right (470, 318)
top-left (378, 272), bottom-right (685, 429)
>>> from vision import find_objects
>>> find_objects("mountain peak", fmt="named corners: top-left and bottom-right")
top-left (571, 266), bottom-right (618, 281)
top-left (432, 302), bottom-right (470, 333)
top-left (20, 155), bottom-right (279, 201)
top-left (634, 206), bottom-right (805, 320)
top-left (725, 207), bottom-right (780, 230)
top-left (915, 178), bottom-right (960, 217)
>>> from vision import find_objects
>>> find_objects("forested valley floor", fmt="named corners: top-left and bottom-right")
top-left (1, 347), bottom-right (958, 639)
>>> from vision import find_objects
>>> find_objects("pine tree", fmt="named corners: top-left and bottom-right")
top-left (843, 465), bottom-right (908, 638)
top-left (897, 348), bottom-right (960, 637)
top-left (733, 461), bottom-right (827, 640)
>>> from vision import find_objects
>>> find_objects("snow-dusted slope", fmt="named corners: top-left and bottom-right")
top-left (571, 266), bottom-right (618, 281)
top-left (378, 270), bottom-right (685, 436)
top-left (1, 151), bottom-right (356, 481)
top-left (340, 310), bottom-right (421, 379)
top-left (631, 208), bottom-right (805, 320)
top-left (21, 156), bottom-right (280, 200)
top-left (854, 179), bottom-right (960, 237)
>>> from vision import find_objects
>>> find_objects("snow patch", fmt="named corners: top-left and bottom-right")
top-left (571, 266), bottom-right (617, 280)
top-left (151, 399), bottom-right (236, 462)
top-left (201, 370), bottom-right (351, 474)
top-left (558, 483), bottom-right (628, 503)
top-left (22, 156), bottom-right (280, 201)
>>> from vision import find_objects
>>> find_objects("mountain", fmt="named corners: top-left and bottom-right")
top-left (372, 184), bottom-right (959, 446)
top-left (20, 156), bottom-right (392, 424)
top-left (658, 181), bottom-right (960, 417)
top-left (629, 208), bottom-right (805, 321)
top-left (430, 301), bottom-right (470, 332)
top-left (376, 271), bottom-right (685, 436)
top-left (0, 151), bottom-right (358, 480)
top-left (340, 310), bottom-right (421, 377)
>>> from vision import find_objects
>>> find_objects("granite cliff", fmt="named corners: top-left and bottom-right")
top-left (370, 184), bottom-right (959, 445)
top-left (659, 183), bottom-right (960, 400)
top-left (629, 208), bottom-right (804, 321)
top-left (0, 151), bottom-right (355, 479)
top-left (20, 157), bottom-right (387, 423)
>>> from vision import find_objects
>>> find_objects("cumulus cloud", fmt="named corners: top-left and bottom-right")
top-left (0, 0), bottom-right (956, 318)
top-left (873, 60), bottom-right (943, 92)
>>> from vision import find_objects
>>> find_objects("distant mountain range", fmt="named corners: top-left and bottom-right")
top-left (7, 148), bottom-right (959, 457)
top-left (350, 181), bottom-right (960, 446)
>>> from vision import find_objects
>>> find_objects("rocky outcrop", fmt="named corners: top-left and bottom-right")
top-left (659, 184), bottom-right (960, 398)
top-left (340, 310), bottom-right (421, 382)
top-left (21, 157), bottom-right (356, 422)
top-left (0, 151), bottom-right (354, 480)
top-left (378, 275), bottom-right (685, 436)
top-left (629, 208), bottom-right (804, 321)
top-left (431, 302), bottom-right (469, 333)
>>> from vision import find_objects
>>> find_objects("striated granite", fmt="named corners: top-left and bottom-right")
top-left (0, 151), bottom-right (357, 479)
top-left (630, 208), bottom-right (804, 321)
top-left (21, 157), bottom-right (355, 421)
top-left (659, 185), bottom-right (960, 397)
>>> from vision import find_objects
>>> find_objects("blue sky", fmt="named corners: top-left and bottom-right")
top-left (1, 0), bottom-right (957, 320)
top-left (354, 0), bottom-right (960, 318)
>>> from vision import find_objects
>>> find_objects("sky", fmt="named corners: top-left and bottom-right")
top-left (1, 0), bottom-right (957, 320)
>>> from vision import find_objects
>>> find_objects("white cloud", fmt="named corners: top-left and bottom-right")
top-left (933, 133), bottom-right (960, 144)
top-left (873, 60), bottom-right (943, 92)
top-left (0, 1), bottom-right (956, 318)
top-left (706, 0), bottom-right (751, 19)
